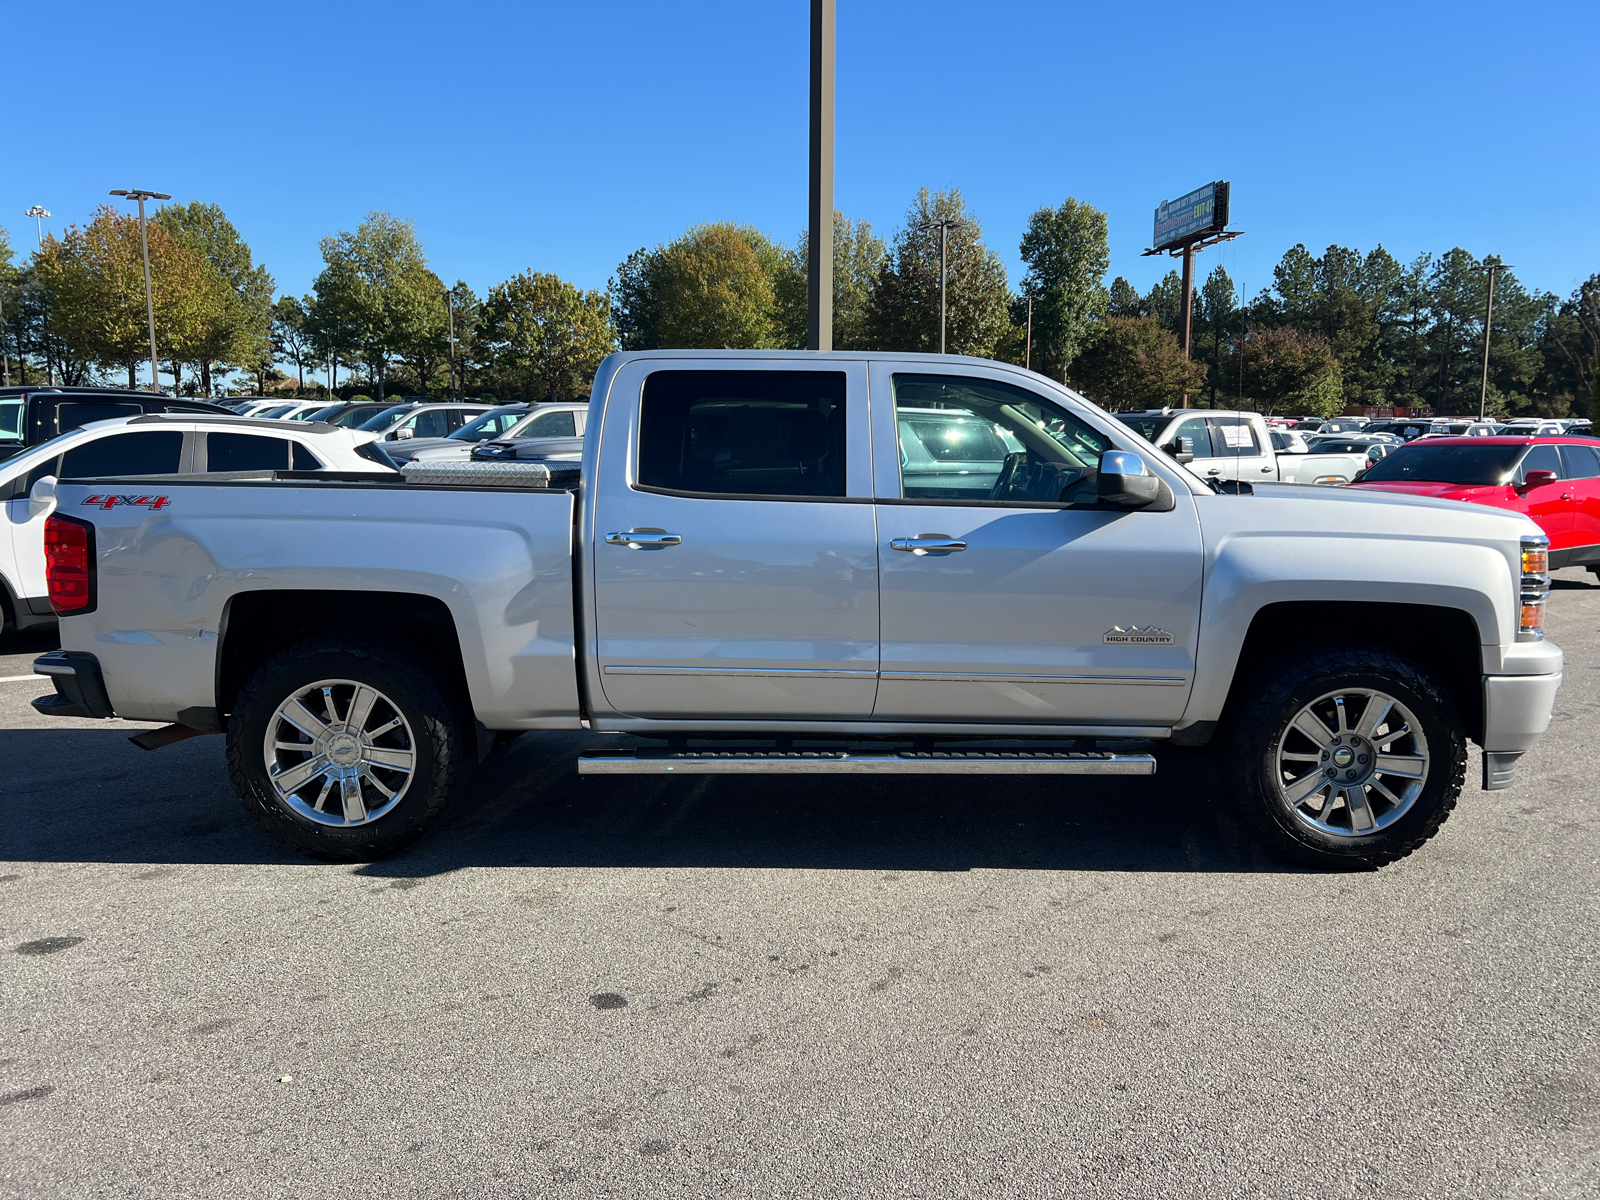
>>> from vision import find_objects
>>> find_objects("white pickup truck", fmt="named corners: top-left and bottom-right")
top-left (28, 351), bottom-right (1562, 869)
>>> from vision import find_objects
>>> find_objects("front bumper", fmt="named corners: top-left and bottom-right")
top-left (1479, 669), bottom-right (1563, 790)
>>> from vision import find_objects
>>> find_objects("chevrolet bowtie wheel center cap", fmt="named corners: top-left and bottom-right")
top-left (328, 733), bottom-right (362, 767)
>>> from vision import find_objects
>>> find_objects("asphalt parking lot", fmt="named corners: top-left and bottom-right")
top-left (2, 578), bottom-right (1597, 1199)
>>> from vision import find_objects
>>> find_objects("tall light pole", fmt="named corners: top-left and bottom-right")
top-left (1023, 295), bottom-right (1035, 371)
top-left (443, 286), bottom-right (459, 400)
top-left (917, 218), bottom-right (966, 354)
top-left (1473, 261), bottom-right (1512, 422)
top-left (24, 205), bottom-right (50, 246)
top-left (807, 0), bottom-right (835, 352)
top-left (109, 189), bottom-right (171, 391)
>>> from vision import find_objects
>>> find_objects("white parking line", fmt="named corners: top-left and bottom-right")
top-left (0, 674), bottom-right (40, 684)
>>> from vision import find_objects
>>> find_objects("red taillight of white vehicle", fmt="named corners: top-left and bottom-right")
top-left (44, 513), bottom-right (96, 615)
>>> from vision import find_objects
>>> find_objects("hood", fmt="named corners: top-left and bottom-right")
top-left (382, 436), bottom-right (468, 461)
top-left (1350, 480), bottom-right (1507, 501)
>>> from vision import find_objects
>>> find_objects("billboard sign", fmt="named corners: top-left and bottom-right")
top-left (1152, 181), bottom-right (1230, 252)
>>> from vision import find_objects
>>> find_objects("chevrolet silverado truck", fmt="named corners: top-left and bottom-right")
top-left (27, 351), bottom-right (1563, 868)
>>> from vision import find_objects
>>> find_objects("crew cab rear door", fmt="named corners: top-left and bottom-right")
top-left (868, 362), bottom-right (1202, 727)
top-left (588, 359), bottom-right (879, 720)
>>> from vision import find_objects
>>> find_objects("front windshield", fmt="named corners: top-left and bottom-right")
top-left (1358, 442), bottom-right (1524, 485)
top-left (448, 407), bottom-right (525, 442)
top-left (358, 405), bottom-right (414, 432)
top-left (1114, 414), bottom-right (1169, 442)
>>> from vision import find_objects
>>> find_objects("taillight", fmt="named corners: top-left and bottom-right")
top-left (1518, 534), bottom-right (1549, 642)
top-left (44, 514), bottom-right (96, 616)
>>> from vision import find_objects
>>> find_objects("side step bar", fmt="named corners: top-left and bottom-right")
top-left (578, 749), bottom-right (1155, 776)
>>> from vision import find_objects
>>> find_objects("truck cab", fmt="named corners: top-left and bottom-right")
top-left (1112, 408), bottom-right (1279, 483)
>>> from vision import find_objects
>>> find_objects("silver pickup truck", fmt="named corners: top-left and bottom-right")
top-left (28, 351), bottom-right (1562, 869)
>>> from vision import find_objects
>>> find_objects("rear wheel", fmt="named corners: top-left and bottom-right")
top-left (226, 637), bottom-right (466, 860)
top-left (1222, 646), bottom-right (1466, 868)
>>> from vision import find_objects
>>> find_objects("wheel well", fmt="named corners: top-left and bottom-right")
top-left (1224, 601), bottom-right (1485, 744)
top-left (218, 590), bottom-right (471, 723)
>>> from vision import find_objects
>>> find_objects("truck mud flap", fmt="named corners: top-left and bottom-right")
top-left (578, 749), bottom-right (1156, 775)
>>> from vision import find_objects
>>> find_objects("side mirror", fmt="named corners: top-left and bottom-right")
top-left (1520, 469), bottom-right (1558, 492)
top-left (28, 475), bottom-right (58, 520)
top-left (392, 427), bottom-right (414, 441)
top-left (1162, 436), bottom-right (1195, 465)
top-left (1097, 450), bottom-right (1162, 508)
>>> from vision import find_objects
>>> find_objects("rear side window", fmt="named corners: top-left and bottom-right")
top-left (291, 442), bottom-right (321, 470)
top-left (524, 409), bottom-right (577, 438)
top-left (208, 433), bottom-right (293, 471)
top-left (59, 431), bottom-right (183, 478)
top-left (1560, 445), bottom-right (1600, 480)
top-left (638, 370), bottom-right (847, 498)
top-left (401, 410), bottom-right (450, 439)
top-left (57, 402), bottom-right (142, 432)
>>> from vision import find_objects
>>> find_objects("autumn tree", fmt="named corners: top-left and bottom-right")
top-left (154, 201), bottom-right (274, 395)
top-left (1224, 327), bottom-right (1343, 416)
top-left (1068, 316), bottom-right (1204, 410)
top-left (611, 223), bottom-right (794, 350)
top-left (865, 188), bottom-right (1013, 359)
top-left (1016, 197), bottom-right (1110, 381)
top-left (475, 271), bottom-right (615, 401)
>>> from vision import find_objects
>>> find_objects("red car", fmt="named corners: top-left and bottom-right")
top-left (1349, 435), bottom-right (1600, 571)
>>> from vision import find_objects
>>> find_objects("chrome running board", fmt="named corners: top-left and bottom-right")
top-left (577, 749), bottom-right (1156, 776)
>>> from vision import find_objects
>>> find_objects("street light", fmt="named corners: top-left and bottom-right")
top-left (24, 205), bottom-right (50, 246)
top-left (1472, 261), bottom-right (1513, 422)
top-left (917, 217), bottom-right (967, 354)
top-left (1022, 295), bottom-right (1036, 372)
top-left (109, 189), bottom-right (171, 392)
top-left (442, 285), bottom-right (459, 401)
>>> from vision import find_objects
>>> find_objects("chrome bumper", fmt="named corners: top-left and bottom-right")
top-left (1479, 670), bottom-right (1563, 790)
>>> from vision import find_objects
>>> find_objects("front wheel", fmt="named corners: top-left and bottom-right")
top-left (226, 637), bottom-right (467, 860)
top-left (1222, 646), bottom-right (1467, 868)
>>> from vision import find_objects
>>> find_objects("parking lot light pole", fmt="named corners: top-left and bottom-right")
top-left (1473, 261), bottom-right (1512, 422)
top-left (1023, 295), bottom-right (1035, 371)
top-left (443, 286), bottom-right (459, 400)
top-left (109, 190), bottom-right (172, 392)
top-left (807, 0), bottom-right (835, 352)
top-left (918, 218), bottom-right (966, 354)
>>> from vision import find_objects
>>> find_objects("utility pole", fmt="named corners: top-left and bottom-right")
top-left (918, 218), bottom-right (966, 354)
top-left (1474, 261), bottom-right (1512, 421)
top-left (444, 286), bottom-right (459, 400)
top-left (806, 0), bottom-right (834, 352)
top-left (25, 205), bottom-right (50, 246)
top-left (1024, 295), bottom-right (1034, 371)
top-left (0, 293), bottom-right (9, 387)
top-left (109, 189), bottom-right (172, 392)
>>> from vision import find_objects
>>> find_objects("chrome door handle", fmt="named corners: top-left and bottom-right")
top-left (890, 534), bottom-right (967, 555)
top-left (1206, 468), bottom-right (1222, 476)
top-left (1260, 465), bottom-right (1274, 472)
top-left (605, 529), bottom-right (682, 548)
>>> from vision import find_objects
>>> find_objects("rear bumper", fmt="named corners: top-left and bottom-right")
top-left (1479, 669), bottom-right (1563, 790)
top-left (31, 650), bottom-right (116, 720)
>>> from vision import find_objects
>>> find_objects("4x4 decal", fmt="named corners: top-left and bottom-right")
top-left (81, 494), bottom-right (171, 511)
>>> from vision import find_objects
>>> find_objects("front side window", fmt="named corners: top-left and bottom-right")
top-left (208, 433), bottom-right (292, 471)
top-left (638, 370), bottom-right (847, 499)
top-left (1169, 416), bottom-right (1213, 458)
top-left (1210, 417), bottom-right (1260, 456)
top-left (891, 374), bottom-right (1109, 505)
top-left (522, 409), bottom-right (578, 439)
top-left (59, 431), bottom-right (183, 478)
top-left (401, 409), bottom-right (451, 439)
top-left (450, 409), bottom-right (524, 442)
top-left (1516, 444), bottom-right (1563, 483)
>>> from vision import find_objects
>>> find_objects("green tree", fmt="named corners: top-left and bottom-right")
top-left (1107, 276), bottom-right (1143, 318)
top-left (1544, 274), bottom-right (1599, 416)
top-left (611, 223), bottom-right (793, 351)
top-left (153, 201), bottom-right (274, 396)
top-left (1069, 316), bottom-right (1204, 410)
top-left (311, 212), bottom-right (438, 401)
top-left (1016, 197), bottom-right (1110, 381)
top-left (1197, 265), bottom-right (1238, 406)
top-left (476, 271), bottom-right (615, 401)
top-left (1224, 326), bottom-right (1343, 416)
top-left (1143, 270), bottom-right (1185, 333)
top-left (780, 211), bottom-right (888, 350)
top-left (866, 188), bottom-right (1013, 359)
top-left (271, 295), bottom-right (319, 393)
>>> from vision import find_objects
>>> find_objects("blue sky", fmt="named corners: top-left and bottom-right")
top-left (3, 0), bottom-right (1595, 306)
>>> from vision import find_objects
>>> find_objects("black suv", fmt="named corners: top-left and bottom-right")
top-left (0, 386), bottom-right (232, 465)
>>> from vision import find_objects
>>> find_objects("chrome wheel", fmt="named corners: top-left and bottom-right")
top-left (263, 679), bottom-right (416, 826)
top-left (1274, 688), bottom-right (1429, 838)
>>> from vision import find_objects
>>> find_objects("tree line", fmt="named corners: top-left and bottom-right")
top-left (2, 194), bottom-right (1596, 418)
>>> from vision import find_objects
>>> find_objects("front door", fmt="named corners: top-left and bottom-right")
top-left (1516, 443), bottom-right (1575, 550)
top-left (591, 362), bottom-right (879, 720)
top-left (870, 365), bottom-right (1204, 727)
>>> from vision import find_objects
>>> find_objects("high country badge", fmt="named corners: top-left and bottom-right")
top-left (1103, 625), bottom-right (1175, 645)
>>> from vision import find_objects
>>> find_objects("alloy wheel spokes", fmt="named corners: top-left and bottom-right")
top-left (1273, 688), bottom-right (1430, 839)
top-left (263, 679), bottom-right (415, 827)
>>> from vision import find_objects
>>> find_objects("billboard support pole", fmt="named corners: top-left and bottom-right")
top-left (1178, 245), bottom-right (1195, 407)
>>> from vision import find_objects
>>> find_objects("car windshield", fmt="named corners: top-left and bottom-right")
top-left (358, 405), bottom-right (414, 432)
top-left (1358, 442), bottom-right (1525, 485)
top-left (1114, 414), bottom-right (1169, 442)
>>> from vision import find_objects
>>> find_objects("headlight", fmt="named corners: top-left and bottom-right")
top-left (1518, 534), bottom-right (1550, 641)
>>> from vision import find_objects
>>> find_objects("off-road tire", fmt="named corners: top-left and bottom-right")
top-left (226, 637), bottom-right (466, 860)
top-left (1222, 645), bottom-right (1467, 869)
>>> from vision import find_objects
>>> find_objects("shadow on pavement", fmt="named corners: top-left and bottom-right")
top-left (0, 726), bottom-right (1299, 876)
